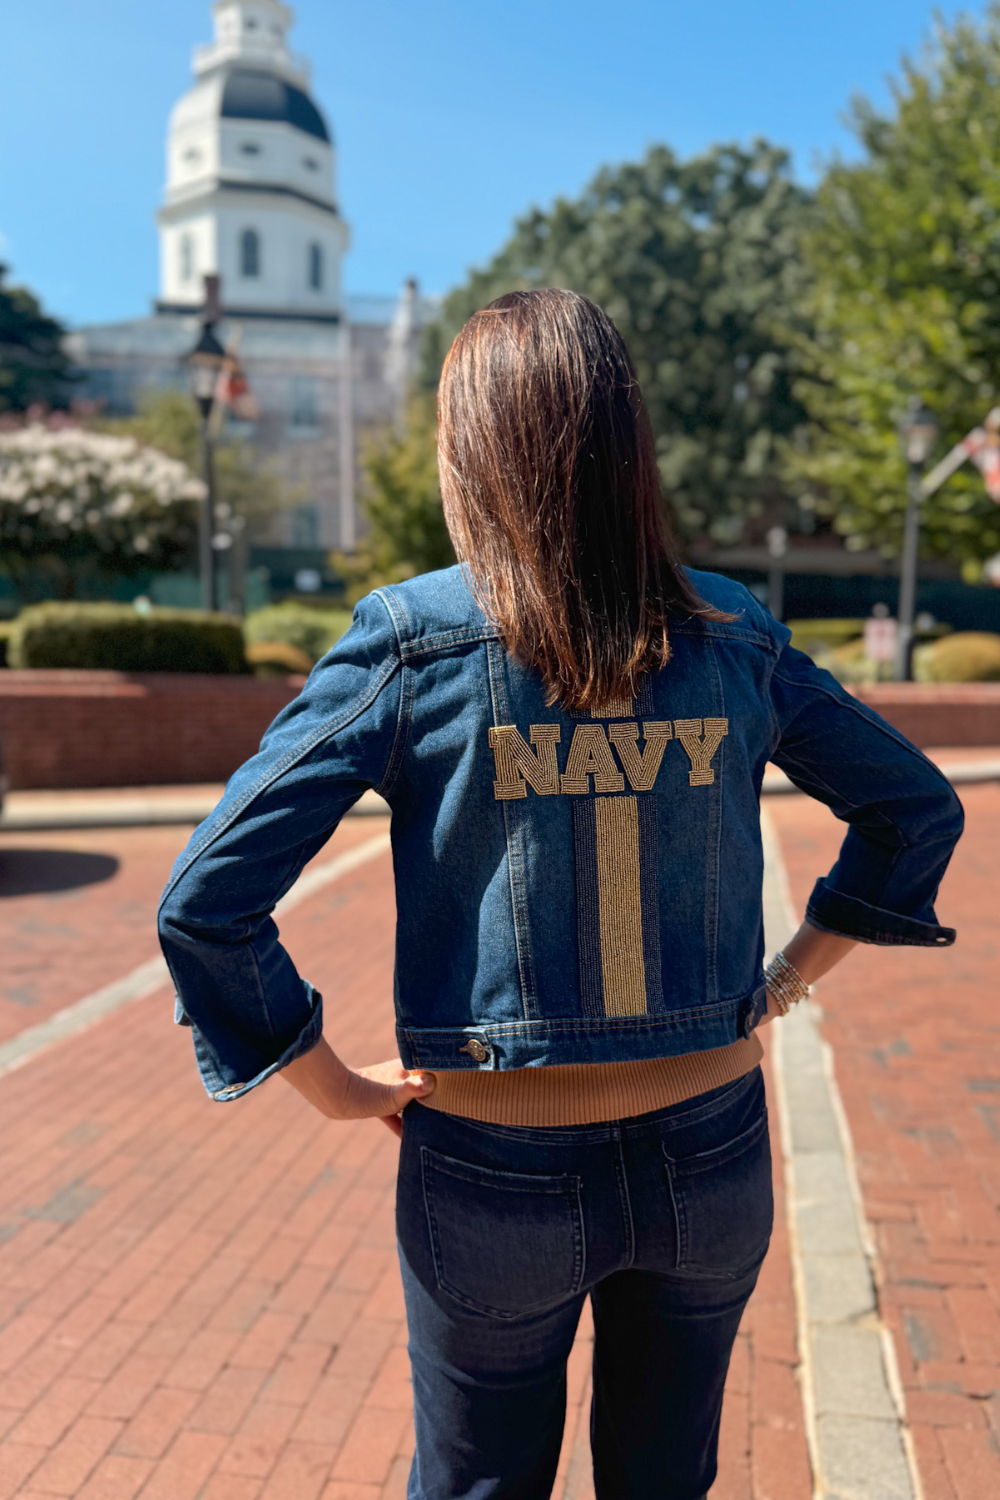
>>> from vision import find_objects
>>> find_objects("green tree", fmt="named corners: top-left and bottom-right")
top-left (424, 141), bottom-right (813, 545)
top-left (332, 393), bottom-right (453, 604)
top-left (0, 264), bottom-right (74, 413)
top-left (103, 388), bottom-right (291, 535)
top-left (788, 6), bottom-right (1000, 570)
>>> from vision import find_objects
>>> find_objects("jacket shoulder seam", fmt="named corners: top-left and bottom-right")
top-left (400, 625), bottom-right (500, 658)
top-left (670, 619), bottom-right (778, 653)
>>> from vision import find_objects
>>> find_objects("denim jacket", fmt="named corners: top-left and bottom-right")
top-left (158, 565), bottom-right (963, 1102)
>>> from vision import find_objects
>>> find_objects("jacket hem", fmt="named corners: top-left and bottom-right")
top-left (397, 989), bottom-right (768, 1071)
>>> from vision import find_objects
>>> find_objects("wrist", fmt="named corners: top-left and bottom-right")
top-left (764, 951), bottom-right (809, 1017)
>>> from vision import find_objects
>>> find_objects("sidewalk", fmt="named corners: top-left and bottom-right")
top-left (769, 779), bottom-right (1000, 1499)
top-left (0, 819), bottom-right (808, 1498)
top-left (0, 773), bottom-right (996, 1496)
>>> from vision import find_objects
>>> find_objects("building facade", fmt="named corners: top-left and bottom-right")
top-left (66, 0), bottom-right (434, 555)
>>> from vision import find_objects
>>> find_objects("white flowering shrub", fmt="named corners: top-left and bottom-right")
top-left (0, 423), bottom-right (205, 579)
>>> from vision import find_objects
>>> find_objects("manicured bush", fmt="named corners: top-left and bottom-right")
top-left (913, 631), bottom-right (1000, 683)
top-left (787, 619), bottom-right (865, 656)
top-left (0, 621), bottom-right (13, 667)
top-left (7, 602), bottom-right (248, 673)
top-left (243, 602), bottom-right (352, 663)
top-left (245, 639), bottom-right (314, 677)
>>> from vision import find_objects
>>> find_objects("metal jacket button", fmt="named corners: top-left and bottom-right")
top-left (460, 1038), bottom-right (489, 1063)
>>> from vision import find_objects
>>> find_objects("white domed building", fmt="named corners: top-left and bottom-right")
top-left (68, 0), bottom-right (433, 571)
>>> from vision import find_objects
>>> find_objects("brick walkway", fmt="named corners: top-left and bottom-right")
top-left (770, 781), bottom-right (1000, 1500)
top-left (0, 812), bottom-right (812, 1498)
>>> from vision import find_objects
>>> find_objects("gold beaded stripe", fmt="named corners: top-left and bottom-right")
top-left (593, 793), bottom-right (649, 1016)
top-left (590, 693), bottom-right (635, 721)
top-left (584, 695), bottom-right (653, 1017)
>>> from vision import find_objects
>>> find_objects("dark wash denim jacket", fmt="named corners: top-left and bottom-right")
top-left (158, 565), bottom-right (963, 1102)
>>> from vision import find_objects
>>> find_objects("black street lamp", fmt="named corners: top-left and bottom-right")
top-left (766, 525), bottom-right (788, 622)
top-left (184, 285), bottom-right (227, 613)
top-left (893, 397), bottom-right (939, 681)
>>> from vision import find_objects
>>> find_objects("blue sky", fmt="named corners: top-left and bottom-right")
top-left (0, 0), bottom-right (982, 328)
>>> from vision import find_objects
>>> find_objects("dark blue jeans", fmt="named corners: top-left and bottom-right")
top-left (396, 1066), bottom-right (773, 1500)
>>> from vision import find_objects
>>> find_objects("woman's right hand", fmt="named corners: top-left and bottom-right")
top-left (281, 1037), bottom-right (436, 1136)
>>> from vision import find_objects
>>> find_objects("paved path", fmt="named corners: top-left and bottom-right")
top-left (770, 783), bottom-right (1000, 1500)
top-left (0, 779), bottom-right (995, 1498)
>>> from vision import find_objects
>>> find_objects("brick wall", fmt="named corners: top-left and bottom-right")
top-left (853, 683), bottom-right (1000, 749)
top-left (0, 671), bottom-right (307, 790)
top-left (1, 672), bottom-right (998, 792)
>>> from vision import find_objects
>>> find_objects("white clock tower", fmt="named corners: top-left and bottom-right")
top-left (70, 2), bottom-right (436, 564)
top-left (158, 0), bottom-right (348, 318)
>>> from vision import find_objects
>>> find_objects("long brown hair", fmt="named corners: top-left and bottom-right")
top-left (437, 287), bottom-right (729, 712)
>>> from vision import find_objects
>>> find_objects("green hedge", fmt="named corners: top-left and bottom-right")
top-left (243, 602), bottom-right (352, 663)
top-left (786, 619), bottom-right (865, 656)
top-left (913, 631), bottom-right (1000, 683)
top-left (7, 603), bottom-right (248, 673)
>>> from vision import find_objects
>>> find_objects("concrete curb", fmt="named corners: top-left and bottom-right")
top-left (0, 786), bottom-right (391, 831)
top-left (3, 759), bottom-right (998, 832)
top-left (762, 807), bottom-right (921, 1500)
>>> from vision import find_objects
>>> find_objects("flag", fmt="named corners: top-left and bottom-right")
top-left (968, 421), bottom-right (1000, 502)
top-left (214, 355), bottom-right (259, 421)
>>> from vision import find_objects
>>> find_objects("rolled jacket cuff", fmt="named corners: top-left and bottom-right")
top-left (177, 984), bottom-right (325, 1102)
top-left (805, 878), bottom-right (955, 948)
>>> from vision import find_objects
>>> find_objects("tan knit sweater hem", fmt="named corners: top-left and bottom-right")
top-left (419, 1035), bottom-right (764, 1127)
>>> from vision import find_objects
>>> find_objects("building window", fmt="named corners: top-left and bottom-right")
top-left (240, 228), bottom-right (260, 278)
top-left (303, 156), bottom-right (319, 171)
top-left (179, 233), bottom-right (194, 283)
top-left (291, 505), bottom-right (320, 547)
top-left (289, 376), bottom-right (319, 433)
top-left (308, 243), bottom-right (323, 291)
top-left (240, 141), bottom-right (261, 156)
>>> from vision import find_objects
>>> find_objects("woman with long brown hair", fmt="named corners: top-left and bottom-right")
top-left (160, 289), bottom-right (962, 1498)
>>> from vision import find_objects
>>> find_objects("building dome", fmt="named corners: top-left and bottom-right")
top-left (157, 0), bottom-right (348, 319)
top-left (220, 67), bottom-right (330, 143)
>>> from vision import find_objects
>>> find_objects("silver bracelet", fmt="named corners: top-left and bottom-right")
top-left (765, 951), bottom-right (810, 1017)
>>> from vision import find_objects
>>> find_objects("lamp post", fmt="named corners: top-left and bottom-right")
top-left (766, 525), bottom-right (788, 622)
top-left (893, 398), bottom-right (939, 681)
top-left (184, 293), bottom-right (227, 613)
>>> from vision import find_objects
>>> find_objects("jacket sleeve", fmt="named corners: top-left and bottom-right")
top-left (157, 592), bottom-right (403, 1102)
top-left (767, 639), bottom-right (963, 947)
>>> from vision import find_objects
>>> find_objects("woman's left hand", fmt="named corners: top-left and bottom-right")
top-left (281, 1038), bottom-right (436, 1137)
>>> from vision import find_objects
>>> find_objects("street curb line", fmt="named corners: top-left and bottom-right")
top-left (3, 763), bottom-right (997, 832)
top-left (0, 831), bottom-right (392, 1082)
top-left (763, 805), bottom-right (922, 1500)
top-left (0, 787), bottom-right (391, 833)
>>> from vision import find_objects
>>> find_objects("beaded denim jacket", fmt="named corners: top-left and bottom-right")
top-left (158, 566), bottom-right (963, 1101)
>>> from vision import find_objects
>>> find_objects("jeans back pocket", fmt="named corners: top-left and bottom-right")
top-left (663, 1108), bottom-right (773, 1280)
top-left (420, 1146), bottom-right (585, 1319)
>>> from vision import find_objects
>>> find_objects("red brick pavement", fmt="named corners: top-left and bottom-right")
top-left (0, 818), bottom-right (385, 1043)
top-left (0, 815), bottom-right (811, 1497)
top-left (770, 781), bottom-right (1000, 1500)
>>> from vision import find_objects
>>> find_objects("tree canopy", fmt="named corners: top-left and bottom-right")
top-left (789, 4), bottom-right (1000, 569)
top-left (0, 264), bottom-right (75, 414)
top-left (424, 141), bottom-right (813, 545)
